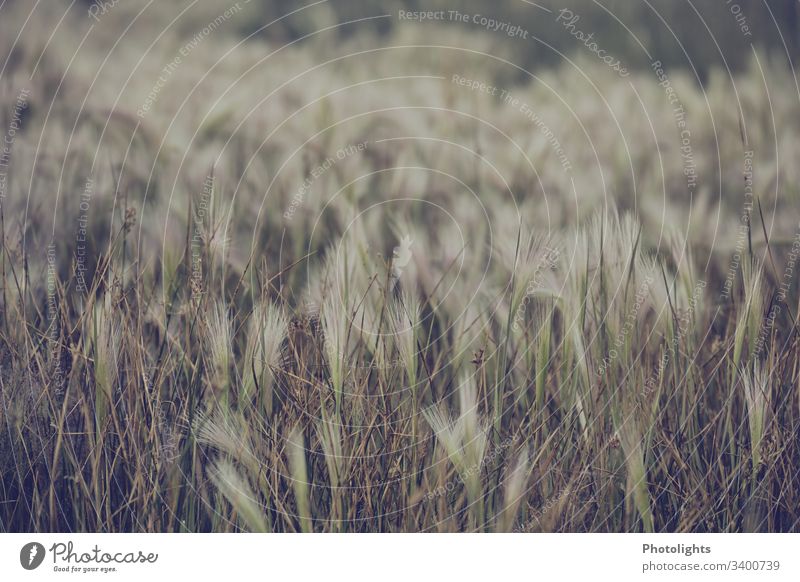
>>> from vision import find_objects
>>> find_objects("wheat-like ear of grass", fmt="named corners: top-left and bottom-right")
top-left (391, 291), bottom-right (421, 382)
top-left (91, 294), bottom-right (121, 434)
top-left (321, 294), bottom-right (349, 417)
top-left (316, 416), bottom-right (350, 529)
top-left (733, 259), bottom-right (765, 372)
top-left (287, 425), bottom-right (312, 532)
top-left (203, 301), bottom-right (233, 406)
top-left (390, 291), bottom-right (422, 441)
top-left (423, 374), bottom-right (488, 529)
top-left (742, 362), bottom-right (770, 470)
top-left (193, 408), bottom-right (260, 473)
top-left (211, 459), bottom-right (269, 532)
top-left (532, 301), bottom-right (555, 414)
top-left (616, 415), bottom-right (654, 533)
top-left (498, 446), bottom-right (531, 532)
top-left (243, 301), bottom-right (288, 413)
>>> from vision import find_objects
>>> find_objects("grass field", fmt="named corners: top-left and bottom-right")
top-left (1, 0), bottom-right (799, 532)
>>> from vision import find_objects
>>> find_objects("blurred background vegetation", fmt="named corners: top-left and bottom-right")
top-left (136, 0), bottom-right (800, 80)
